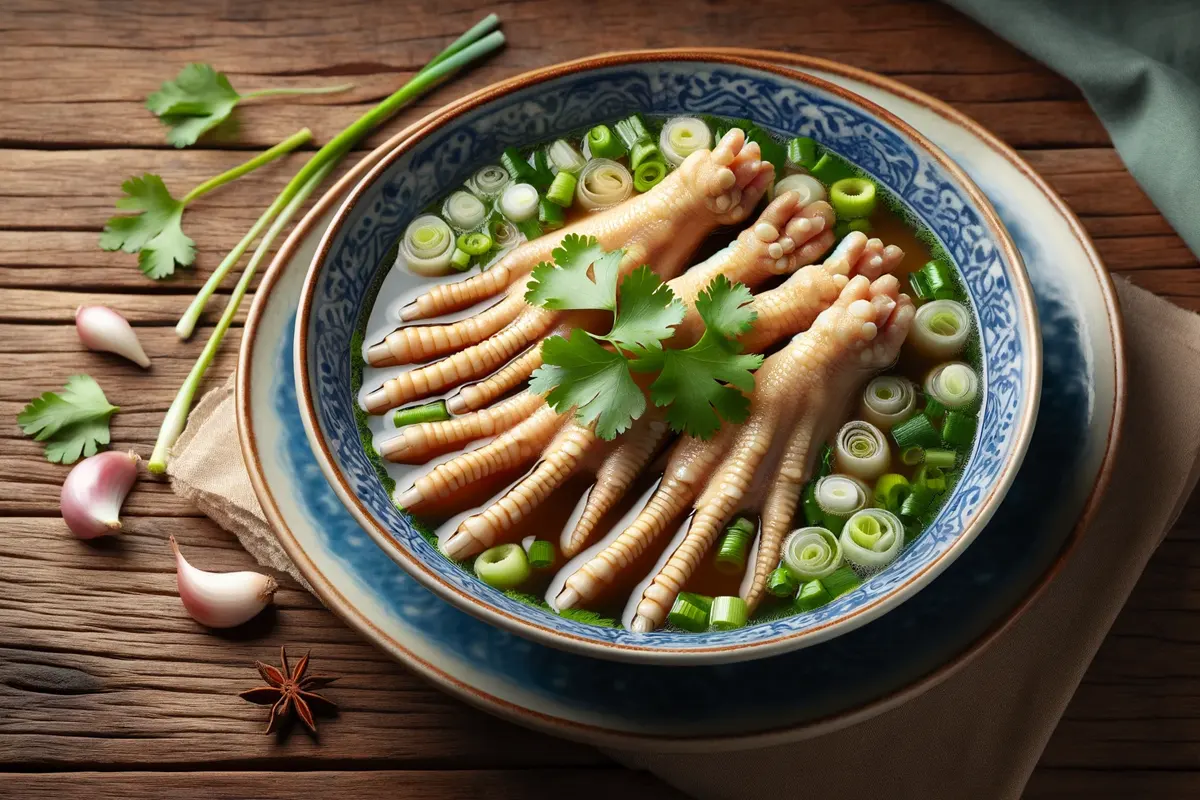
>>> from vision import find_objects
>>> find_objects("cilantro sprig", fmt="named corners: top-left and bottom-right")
top-left (18, 376), bottom-right (118, 464)
top-left (527, 236), bottom-right (761, 440)
top-left (147, 63), bottom-right (352, 148)
top-left (100, 128), bottom-right (312, 278)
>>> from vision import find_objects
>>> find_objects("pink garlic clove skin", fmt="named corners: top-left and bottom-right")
top-left (76, 305), bottom-right (151, 368)
top-left (60, 449), bottom-right (140, 539)
top-left (170, 536), bottom-right (278, 629)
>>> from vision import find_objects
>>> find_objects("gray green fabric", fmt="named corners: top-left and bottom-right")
top-left (945, 0), bottom-right (1200, 257)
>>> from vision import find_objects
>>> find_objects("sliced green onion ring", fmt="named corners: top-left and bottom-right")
top-left (468, 164), bottom-right (511, 198)
top-left (767, 567), bottom-right (798, 598)
top-left (782, 526), bottom-right (843, 581)
top-left (911, 299), bottom-right (971, 360)
top-left (473, 543), bottom-right (531, 589)
top-left (813, 474), bottom-right (871, 532)
top-left (498, 183), bottom-right (539, 222)
top-left (659, 117), bottom-right (713, 166)
top-left (668, 592), bottom-right (711, 632)
top-left (840, 508), bottom-right (905, 570)
top-left (829, 177), bottom-right (877, 219)
top-left (772, 173), bottom-right (827, 206)
top-left (442, 190), bottom-right (487, 231)
top-left (457, 231), bottom-right (492, 255)
top-left (709, 596), bottom-right (748, 630)
top-left (834, 420), bottom-right (891, 480)
top-left (925, 362), bottom-right (980, 410)
top-left (576, 158), bottom-right (633, 211)
top-left (548, 139), bottom-right (586, 174)
top-left (633, 160), bottom-right (668, 193)
top-left (860, 376), bottom-right (917, 431)
top-left (400, 214), bottom-right (456, 276)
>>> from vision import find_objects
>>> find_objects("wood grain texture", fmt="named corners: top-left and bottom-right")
top-left (1, 0), bottom-right (1197, 798)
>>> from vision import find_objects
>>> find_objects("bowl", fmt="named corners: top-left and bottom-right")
top-left (296, 51), bottom-right (1041, 664)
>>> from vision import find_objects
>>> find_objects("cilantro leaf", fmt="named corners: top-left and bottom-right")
top-left (695, 274), bottom-right (757, 339)
top-left (146, 64), bottom-right (241, 148)
top-left (99, 174), bottom-right (195, 279)
top-left (646, 332), bottom-right (763, 440)
top-left (524, 234), bottom-right (620, 310)
top-left (530, 330), bottom-right (645, 440)
top-left (602, 266), bottom-right (686, 354)
top-left (17, 375), bottom-right (119, 464)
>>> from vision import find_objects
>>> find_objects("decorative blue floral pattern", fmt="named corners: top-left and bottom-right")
top-left (302, 61), bottom-right (1035, 655)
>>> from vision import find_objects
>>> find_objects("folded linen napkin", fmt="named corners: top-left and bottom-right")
top-left (170, 279), bottom-right (1200, 798)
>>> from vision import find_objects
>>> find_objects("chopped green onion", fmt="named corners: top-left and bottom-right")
top-left (914, 465), bottom-right (947, 494)
top-left (942, 410), bottom-right (977, 448)
top-left (634, 160), bottom-right (668, 193)
top-left (500, 146), bottom-right (537, 183)
top-left (783, 526), bottom-right (843, 580)
top-left (401, 214), bottom-right (456, 276)
top-left (499, 182), bottom-right (539, 222)
top-left (630, 140), bottom-right (662, 170)
top-left (715, 517), bottom-right (755, 575)
top-left (821, 566), bottom-right (862, 599)
top-left (829, 177), bottom-right (877, 219)
top-left (810, 152), bottom-right (856, 184)
top-left (796, 579), bottom-right (833, 611)
top-left (660, 117), bottom-right (713, 166)
top-left (469, 164), bottom-right (510, 198)
top-left (709, 596), bottom-right (748, 631)
top-left (861, 376), bottom-right (917, 431)
top-left (548, 139), bottom-right (586, 174)
top-left (817, 443), bottom-right (835, 477)
top-left (925, 362), bottom-right (980, 411)
top-left (473, 543), bottom-right (530, 589)
top-left (912, 298), bottom-right (971, 360)
top-left (515, 217), bottom-right (542, 241)
top-left (457, 231), bottom-right (492, 255)
top-left (874, 473), bottom-right (912, 513)
top-left (615, 113), bottom-right (651, 150)
top-left (393, 400), bottom-right (450, 428)
top-left (922, 259), bottom-right (959, 301)
top-left (834, 218), bottom-right (872, 239)
top-left (787, 136), bottom-right (819, 169)
top-left (908, 270), bottom-right (933, 302)
top-left (530, 149), bottom-right (554, 189)
top-left (449, 246), bottom-right (472, 271)
top-left (586, 124), bottom-right (625, 160)
top-left (840, 508), bottom-right (904, 569)
top-left (442, 190), bottom-right (487, 231)
top-left (546, 171), bottom-right (577, 207)
top-left (811, 474), bottom-right (872, 534)
top-left (892, 413), bottom-right (941, 449)
top-left (834, 420), bottom-right (890, 481)
top-left (803, 480), bottom-right (824, 527)
top-left (900, 483), bottom-right (936, 518)
top-left (577, 158), bottom-right (633, 210)
top-left (767, 567), bottom-right (798, 598)
top-left (924, 397), bottom-right (948, 422)
top-left (742, 125), bottom-right (787, 175)
top-left (924, 448), bottom-right (957, 469)
top-left (538, 197), bottom-right (565, 230)
top-left (900, 446), bottom-right (925, 466)
top-left (526, 539), bottom-right (555, 569)
top-left (667, 592), bottom-right (711, 632)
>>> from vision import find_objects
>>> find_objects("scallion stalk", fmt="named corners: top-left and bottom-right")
top-left (915, 465), bottom-right (948, 494)
top-left (782, 526), bottom-right (843, 580)
top-left (393, 400), bottom-right (451, 428)
top-left (548, 139), bottom-right (586, 174)
top-left (900, 484), bottom-right (936, 519)
top-left (709, 596), bottom-right (749, 631)
top-left (715, 517), bottom-right (755, 575)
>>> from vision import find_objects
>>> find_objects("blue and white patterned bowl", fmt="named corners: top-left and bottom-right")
top-left (296, 53), bottom-right (1041, 664)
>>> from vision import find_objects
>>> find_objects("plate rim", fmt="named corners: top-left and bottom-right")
top-left (238, 49), bottom-right (1124, 747)
top-left (292, 49), bottom-right (1043, 663)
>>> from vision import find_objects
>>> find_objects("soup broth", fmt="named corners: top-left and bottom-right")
top-left (356, 113), bottom-right (980, 632)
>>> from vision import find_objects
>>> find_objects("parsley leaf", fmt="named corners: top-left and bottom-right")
top-left (530, 330), bottom-right (645, 440)
top-left (645, 332), bottom-right (763, 440)
top-left (602, 266), bottom-right (686, 354)
top-left (99, 174), bottom-right (195, 279)
top-left (18, 375), bottom-right (119, 464)
top-left (694, 273), bottom-right (757, 339)
top-left (146, 64), bottom-right (240, 148)
top-left (524, 234), bottom-right (619, 310)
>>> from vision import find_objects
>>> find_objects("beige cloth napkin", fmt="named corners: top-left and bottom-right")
top-left (170, 279), bottom-right (1200, 799)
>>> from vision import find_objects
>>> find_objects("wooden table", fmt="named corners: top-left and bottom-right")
top-left (2, 1), bottom-right (1197, 797)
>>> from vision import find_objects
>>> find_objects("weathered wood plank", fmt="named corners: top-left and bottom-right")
top-left (1024, 769), bottom-right (1200, 799)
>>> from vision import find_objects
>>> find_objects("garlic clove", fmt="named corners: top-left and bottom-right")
top-left (60, 449), bottom-right (139, 539)
top-left (170, 536), bottom-right (278, 629)
top-left (76, 305), bottom-right (151, 368)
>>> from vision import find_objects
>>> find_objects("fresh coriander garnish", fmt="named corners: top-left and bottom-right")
top-left (146, 63), bottom-right (352, 148)
top-left (18, 375), bottom-right (118, 464)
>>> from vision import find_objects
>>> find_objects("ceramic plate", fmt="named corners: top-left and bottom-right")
top-left (238, 51), bottom-right (1123, 750)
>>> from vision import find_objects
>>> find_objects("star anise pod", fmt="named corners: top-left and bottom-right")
top-left (238, 646), bottom-right (337, 734)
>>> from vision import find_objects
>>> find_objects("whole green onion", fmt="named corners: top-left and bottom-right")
top-left (821, 566), bottom-right (862, 599)
top-left (942, 410), bottom-right (977, 448)
top-left (586, 124), bottom-right (625, 160)
top-left (538, 197), bottom-right (565, 230)
top-left (527, 539), bottom-right (555, 570)
top-left (630, 140), bottom-right (662, 170)
top-left (393, 400), bottom-right (450, 428)
top-left (546, 171), bottom-right (577, 207)
top-left (668, 592), bottom-right (712, 632)
top-left (633, 160), bottom-right (668, 193)
top-left (892, 413), bottom-right (941, 449)
top-left (709, 596), bottom-right (749, 631)
top-left (924, 448), bottom-right (957, 469)
top-left (715, 517), bottom-right (755, 575)
top-left (767, 567), bottom-right (798, 598)
top-left (615, 113), bottom-right (651, 150)
top-left (796, 579), bottom-right (833, 612)
top-left (457, 231), bottom-right (492, 256)
top-left (874, 473), bottom-right (912, 513)
top-left (787, 136), bottom-right (819, 169)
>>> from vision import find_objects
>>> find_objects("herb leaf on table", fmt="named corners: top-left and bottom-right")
top-left (100, 174), bottom-right (193, 278)
top-left (17, 375), bottom-right (119, 464)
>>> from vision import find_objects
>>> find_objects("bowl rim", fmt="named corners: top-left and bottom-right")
top-left (294, 50), bottom-right (1043, 663)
